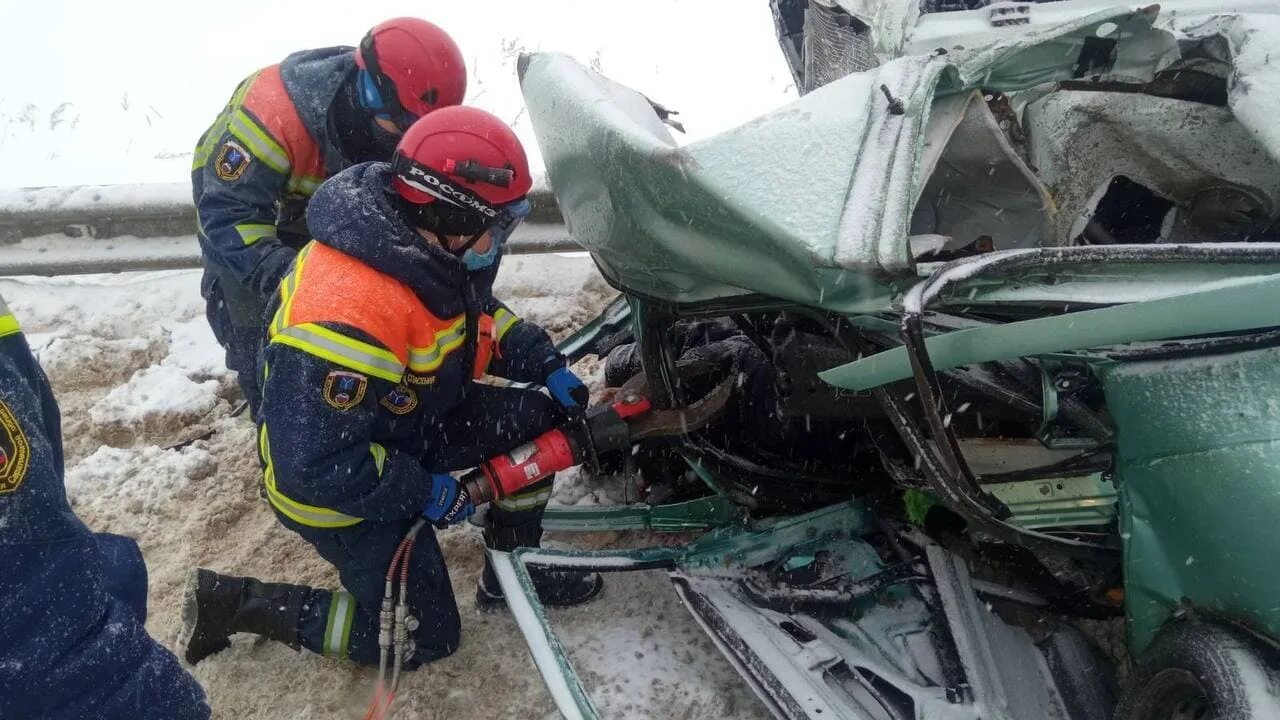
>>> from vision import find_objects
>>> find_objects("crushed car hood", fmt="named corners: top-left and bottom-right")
top-left (519, 5), bottom-right (1280, 313)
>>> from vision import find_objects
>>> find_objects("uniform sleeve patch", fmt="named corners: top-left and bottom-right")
top-left (215, 140), bottom-right (252, 181)
top-left (0, 399), bottom-right (31, 494)
top-left (323, 371), bottom-right (367, 411)
top-left (379, 384), bottom-right (418, 415)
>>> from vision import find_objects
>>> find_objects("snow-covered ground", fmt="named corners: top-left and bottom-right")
top-left (1, 256), bottom-right (769, 720)
top-left (0, 0), bottom-right (796, 189)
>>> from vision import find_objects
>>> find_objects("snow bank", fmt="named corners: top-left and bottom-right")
top-left (163, 317), bottom-right (231, 380)
top-left (66, 444), bottom-right (218, 523)
top-left (89, 365), bottom-right (222, 428)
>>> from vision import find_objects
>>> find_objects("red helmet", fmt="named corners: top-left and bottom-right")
top-left (391, 107), bottom-right (532, 236)
top-left (356, 17), bottom-right (466, 121)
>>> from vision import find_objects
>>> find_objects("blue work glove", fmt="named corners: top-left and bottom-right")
top-left (423, 473), bottom-right (474, 528)
top-left (545, 366), bottom-right (589, 410)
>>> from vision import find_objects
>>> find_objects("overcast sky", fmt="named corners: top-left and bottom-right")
top-left (0, 1), bottom-right (797, 187)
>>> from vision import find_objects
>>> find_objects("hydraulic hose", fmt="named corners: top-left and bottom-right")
top-left (365, 518), bottom-right (427, 720)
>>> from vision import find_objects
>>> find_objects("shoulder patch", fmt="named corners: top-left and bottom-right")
top-left (215, 140), bottom-right (252, 181)
top-left (0, 399), bottom-right (31, 494)
top-left (379, 384), bottom-right (419, 415)
top-left (323, 371), bottom-right (367, 411)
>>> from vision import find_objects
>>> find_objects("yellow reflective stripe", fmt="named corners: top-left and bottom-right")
top-left (195, 74), bottom-right (258, 170)
top-left (0, 297), bottom-right (17, 338)
top-left (323, 592), bottom-right (355, 659)
top-left (229, 108), bottom-right (290, 174)
top-left (493, 307), bottom-right (520, 342)
top-left (271, 242), bottom-right (312, 334)
top-left (259, 426), bottom-right (362, 528)
top-left (235, 223), bottom-right (276, 246)
top-left (407, 318), bottom-right (467, 373)
top-left (267, 244), bottom-right (403, 382)
top-left (0, 314), bottom-right (18, 339)
top-left (287, 174), bottom-right (323, 196)
top-left (370, 443), bottom-right (387, 476)
top-left (494, 488), bottom-right (553, 511)
top-left (269, 304), bottom-right (287, 337)
top-left (193, 143), bottom-right (211, 170)
top-left (272, 323), bottom-right (404, 382)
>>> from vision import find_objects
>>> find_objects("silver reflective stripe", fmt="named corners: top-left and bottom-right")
top-left (274, 324), bottom-right (405, 380)
top-left (288, 175), bottom-right (322, 196)
top-left (494, 489), bottom-right (553, 511)
top-left (0, 295), bottom-right (10, 314)
top-left (324, 592), bottom-right (355, 658)
top-left (228, 109), bottom-right (290, 173)
top-left (407, 323), bottom-right (466, 371)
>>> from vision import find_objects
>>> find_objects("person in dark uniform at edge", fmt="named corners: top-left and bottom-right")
top-left (181, 107), bottom-right (603, 670)
top-left (193, 17), bottom-right (466, 418)
top-left (0, 293), bottom-right (210, 720)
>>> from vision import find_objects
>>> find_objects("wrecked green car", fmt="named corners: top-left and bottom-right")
top-left (494, 2), bottom-right (1280, 718)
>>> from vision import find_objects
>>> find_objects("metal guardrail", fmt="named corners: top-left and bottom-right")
top-left (0, 183), bottom-right (563, 241)
top-left (0, 183), bottom-right (579, 276)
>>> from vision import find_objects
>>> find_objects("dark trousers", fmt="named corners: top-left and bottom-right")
top-left (290, 384), bottom-right (563, 666)
top-left (202, 270), bottom-right (267, 419)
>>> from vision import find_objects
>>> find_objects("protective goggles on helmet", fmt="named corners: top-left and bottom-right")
top-left (396, 194), bottom-right (531, 243)
top-left (358, 35), bottom-right (426, 130)
top-left (392, 154), bottom-right (531, 250)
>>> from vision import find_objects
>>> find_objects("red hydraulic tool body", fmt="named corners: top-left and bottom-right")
top-left (460, 393), bottom-right (652, 505)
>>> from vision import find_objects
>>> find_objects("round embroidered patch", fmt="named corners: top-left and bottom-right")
top-left (379, 384), bottom-right (419, 415)
top-left (215, 140), bottom-right (252, 181)
top-left (323, 371), bottom-right (367, 411)
top-left (0, 399), bottom-right (31, 494)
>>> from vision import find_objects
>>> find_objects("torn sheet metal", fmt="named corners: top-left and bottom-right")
top-left (539, 494), bottom-right (742, 533)
top-left (911, 91), bottom-right (1053, 251)
top-left (499, 500), bottom-right (1107, 720)
top-left (820, 249), bottom-right (1280, 392)
top-left (489, 503), bottom-right (870, 720)
top-left (985, 474), bottom-right (1117, 530)
top-left (1025, 91), bottom-right (1280, 245)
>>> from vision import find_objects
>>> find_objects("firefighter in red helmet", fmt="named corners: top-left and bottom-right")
top-left (183, 107), bottom-right (602, 669)
top-left (193, 17), bottom-right (466, 420)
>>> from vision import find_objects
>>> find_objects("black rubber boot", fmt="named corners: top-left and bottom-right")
top-left (476, 559), bottom-right (604, 610)
top-left (181, 568), bottom-right (309, 665)
top-left (475, 508), bottom-right (603, 611)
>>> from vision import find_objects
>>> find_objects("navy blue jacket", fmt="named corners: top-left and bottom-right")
top-left (0, 295), bottom-right (209, 720)
top-left (193, 47), bottom-right (380, 299)
top-left (255, 163), bottom-right (562, 529)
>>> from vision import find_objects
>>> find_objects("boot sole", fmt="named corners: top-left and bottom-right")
top-left (176, 568), bottom-right (202, 664)
top-left (179, 568), bottom-right (232, 666)
top-left (474, 574), bottom-right (605, 612)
